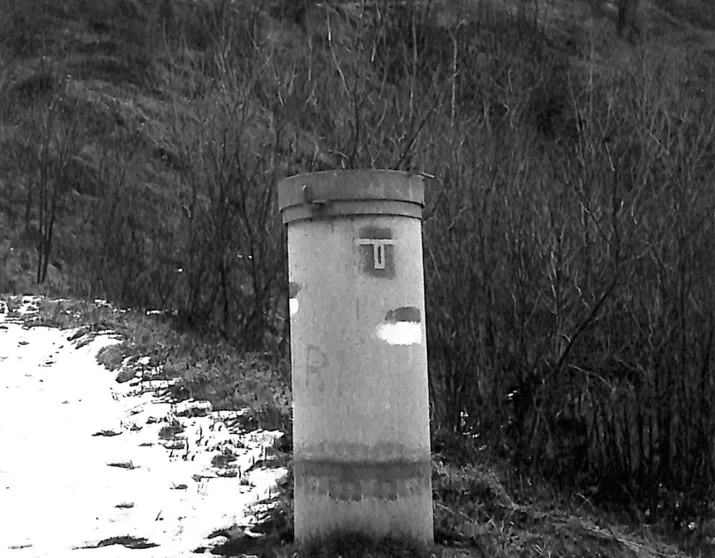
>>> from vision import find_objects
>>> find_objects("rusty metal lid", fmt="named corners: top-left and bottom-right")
top-left (277, 170), bottom-right (426, 224)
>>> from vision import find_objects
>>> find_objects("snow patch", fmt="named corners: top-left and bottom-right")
top-left (0, 300), bottom-right (287, 557)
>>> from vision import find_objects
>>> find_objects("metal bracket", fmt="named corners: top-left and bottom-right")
top-left (302, 185), bottom-right (330, 211)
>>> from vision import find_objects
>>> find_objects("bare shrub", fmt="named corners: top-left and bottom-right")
top-left (156, 6), bottom-right (286, 350)
top-left (11, 60), bottom-right (88, 285)
top-left (413, 0), bottom-right (715, 522)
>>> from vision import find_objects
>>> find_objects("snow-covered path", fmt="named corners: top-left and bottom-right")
top-left (0, 298), bottom-right (287, 557)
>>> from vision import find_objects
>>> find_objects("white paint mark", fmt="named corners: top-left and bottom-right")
top-left (375, 322), bottom-right (422, 345)
top-left (289, 298), bottom-right (299, 316)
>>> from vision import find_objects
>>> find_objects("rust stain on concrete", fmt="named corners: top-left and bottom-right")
top-left (384, 306), bottom-right (421, 323)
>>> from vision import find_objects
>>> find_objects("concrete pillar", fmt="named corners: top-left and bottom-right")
top-left (277, 170), bottom-right (433, 546)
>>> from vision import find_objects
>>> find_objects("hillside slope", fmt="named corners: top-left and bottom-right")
top-left (0, 0), bottom-right (713, 298)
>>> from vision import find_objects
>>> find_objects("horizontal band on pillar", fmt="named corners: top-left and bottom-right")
top-left (281, 199), bottom-right (423, 224)
top-left (294, 458), bottom-right (431, 501)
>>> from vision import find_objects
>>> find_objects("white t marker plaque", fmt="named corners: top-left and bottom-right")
top-left (356, 227), bottom-right (396, 277)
